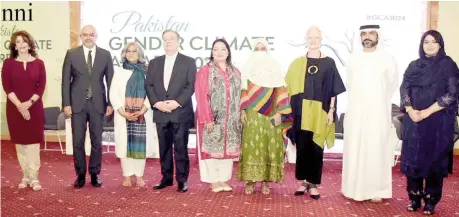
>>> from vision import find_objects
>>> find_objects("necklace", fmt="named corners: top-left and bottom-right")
top-left (16, 54), bottom-right (32, 62)
top-left (306, 51), bottom-right (321, 75)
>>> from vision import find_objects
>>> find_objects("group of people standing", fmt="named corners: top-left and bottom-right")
top-left (2, 23), bottom-right (458, 216)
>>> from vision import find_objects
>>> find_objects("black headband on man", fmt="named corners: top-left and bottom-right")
top-left (359, 25), bottom-right (380, 30)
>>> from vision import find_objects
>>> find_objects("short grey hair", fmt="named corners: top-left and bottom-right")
top-left (162, 29), bottom-right (180, 39)
top-left (120, 42), bottom-right (147, 64)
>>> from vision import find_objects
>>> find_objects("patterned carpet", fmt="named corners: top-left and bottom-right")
top-left (1, 141), bottom-right (459, 217)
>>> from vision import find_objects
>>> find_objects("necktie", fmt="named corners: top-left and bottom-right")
top-left (87, 50), bottom-right (93, 98)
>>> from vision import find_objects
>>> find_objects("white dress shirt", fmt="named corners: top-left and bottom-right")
top-left (83, 45), bottom-right (96, 67)
top-left (163, 52), bottom-right (178, 90)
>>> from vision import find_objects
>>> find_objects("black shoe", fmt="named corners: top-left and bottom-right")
top-left (294, 185), bottom-right (308, 196)
top-left (153, 181), bottom-right (173, 190)
top-left (90, 174), bottom-right (102, 187)
top-left (73, 175), bottom-right (86, 188)
top-left (177, 182), bottom-right (188, 193)
top-left (307, 184), bottom-right (321, 200)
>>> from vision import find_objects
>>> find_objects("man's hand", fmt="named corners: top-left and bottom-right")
top-left (269, 113), bottom-right (282, 126)
top-left (153, 101), bottom-right (171, 113)
top-left (106, 106), bottom-right (113, 116)
top-left (64, 106), bottom-right (72, 117)
top-left (164, 100), bottom-right (180, 111)
top-left (17, 101), bottom-right (32, 112)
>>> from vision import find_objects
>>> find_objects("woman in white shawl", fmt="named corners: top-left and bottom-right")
top-left (109, 42), bottom-right (159, 187)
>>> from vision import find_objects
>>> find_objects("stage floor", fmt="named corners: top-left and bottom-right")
top-left (1, 141), bottom-right (458, 217)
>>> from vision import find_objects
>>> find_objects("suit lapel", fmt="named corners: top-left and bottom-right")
top-left (76, 46), bottom-right (89, 75)
top-left (167, 53), bottom-right (181, 93)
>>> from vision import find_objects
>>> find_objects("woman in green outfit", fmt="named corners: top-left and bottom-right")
top-left (237, 38), bottom-right (293, 195)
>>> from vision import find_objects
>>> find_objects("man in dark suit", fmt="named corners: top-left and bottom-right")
top-left (62, 25), bottom-right (114, 188)
top-left (145, 29), bottom-right (197, 193)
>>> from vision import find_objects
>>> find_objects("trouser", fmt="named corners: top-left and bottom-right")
top-left (407, 173), bottom-right (444, 206)
top-left (199, 159), bottom-right (233, 183)
top-left (72, 99), bottom-right (104, 176)
top-left (120, 158), bottom-right (147, 177)
top-left (156, 122), bottom-right (190, 184)
top-left (295, 130), bottom-right (324, 184)
top-left (16, 144), bottom-right (41, 182)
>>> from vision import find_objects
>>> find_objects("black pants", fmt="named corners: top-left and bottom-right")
top-left (71, 99), bottom-right (104, 176)
top-left (407, 173), bottom-right (444, 206)
top-left (295, 130), bottom-right (324, 184)
top-left (156, 122), bottom-right (190, 184)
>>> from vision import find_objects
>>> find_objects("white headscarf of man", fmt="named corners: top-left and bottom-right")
top-left (359, 24), bottom-right (384, 51)
top-left (241, 38), bottom-right (286, 90)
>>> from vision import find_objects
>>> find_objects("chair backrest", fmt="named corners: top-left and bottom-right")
top-left (57, 112), bottom-right (68, 130)
top-left (391, 103), bottom-right (402, 117)
top-left (44, 107), bottom-right (61, 126)
top-left (103, 113), bottom-right (114, 128)
top-left (392, 114), bottom-right (404, 140)
top-left (335, 113), bottom-right (345, 134)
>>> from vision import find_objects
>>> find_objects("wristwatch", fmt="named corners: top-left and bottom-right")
top-left (29, 99), bottom-right (36, 104)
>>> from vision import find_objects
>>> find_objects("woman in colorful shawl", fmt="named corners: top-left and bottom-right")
top-left (237, 38), bottom-right (293, 195)
top-left (195, 39), bottom-right (242, 193)
top-left (285, 27), bottom-right (346, 199)
top-left (400, 30), bottom-right (459, 215)
top-left (109, 42), bottom-right (159, 187)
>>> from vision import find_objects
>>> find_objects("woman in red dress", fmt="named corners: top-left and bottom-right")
top-left (1, 30), bottom-right (46, 191)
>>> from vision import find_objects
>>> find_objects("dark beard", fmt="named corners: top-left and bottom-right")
top-left (361, 40), bottom-right (378, 48)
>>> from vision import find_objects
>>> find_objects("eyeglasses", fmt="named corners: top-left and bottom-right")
top-left (81, 33), bottom-right (96, 38)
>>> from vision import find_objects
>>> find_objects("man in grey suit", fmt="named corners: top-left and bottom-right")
top-left (145, 30), bottom-right (197, 193)
top-left (62, 25), bottom-right (114, 188)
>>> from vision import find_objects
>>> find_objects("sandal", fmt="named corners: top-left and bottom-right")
top-left (423, 203), bottom-right (435, 215)
top-left (29, 181), bottom-right (42, 191)
top-left (245, 181), bottom-right (256, 195)
top-left (407, 199), bottom-right (421, 212)
top-left (122, 177), bottom-right (132, 187)
top-left (211, 183), bottom-right (223, 192)
top-left (136, 177), bottom-right (146, 187)
top-left (18, 179), bottom-right (29, 189)
top-left (261, 182), bottom-right (270, 195)
top-left (221, 182), bottom-right (233, 192)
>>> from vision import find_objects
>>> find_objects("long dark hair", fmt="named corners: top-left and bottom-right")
top-left (208, 38), bottom-right (232, 66)
top-left (418, 30), bottom-right (445, 60)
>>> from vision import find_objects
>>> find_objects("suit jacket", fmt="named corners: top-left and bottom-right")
top-left (62, 45), bottom-right (114, 114)
top-left (145, 53), bottom-right (197, 124)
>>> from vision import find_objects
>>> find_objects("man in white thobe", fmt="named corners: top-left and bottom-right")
top-left (341, 24), bottom-right (399, 202)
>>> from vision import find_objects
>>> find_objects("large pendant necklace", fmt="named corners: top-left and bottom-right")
top-left (306, 51), bottom-right (321, 75)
